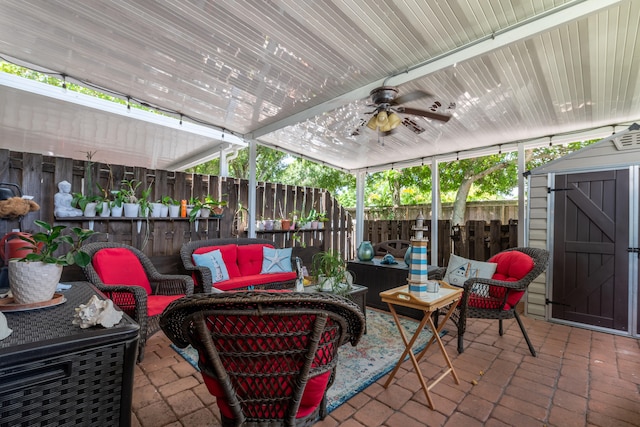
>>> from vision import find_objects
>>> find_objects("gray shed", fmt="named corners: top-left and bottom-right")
top-left (527, 123), bottom-right (640, 338)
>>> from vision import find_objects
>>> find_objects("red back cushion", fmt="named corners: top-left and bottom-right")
top-left (237, 244), bottom-right (274, 276)
top-left (200, 313), bottom-right (336, 419)
top-left (193, 244), bottom-right (241, 278)
top-left (487, 251), bottom-right (535, 309)
top-left (92, 248), bottom-right (152, 295)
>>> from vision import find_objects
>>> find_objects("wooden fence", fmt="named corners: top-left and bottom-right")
top-left (364, 219), bottom-right (518, 266)
top-left (0, 150), bottom-right (353, 273)
top-left (1, 149), bottom-right (516, 277)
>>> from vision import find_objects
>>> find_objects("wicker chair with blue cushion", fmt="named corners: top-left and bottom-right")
top-left (81, 242), bottom-right (194, 361)
top-left (446, 247), bottom-right (549, 356)
top-left (160, 291), bottom-right (365, 427)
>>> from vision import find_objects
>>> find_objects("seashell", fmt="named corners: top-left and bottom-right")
top-left (0, 312), bottom-right (12, 340)
top-left (72, 295), bottom-right (123, 329)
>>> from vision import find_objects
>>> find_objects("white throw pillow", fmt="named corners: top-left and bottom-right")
top-left (444, 254), bottom-right (497, 287)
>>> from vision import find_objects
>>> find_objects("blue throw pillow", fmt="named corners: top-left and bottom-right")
top-left (261, 247), bottom-right (293, 274)
top-left (193, 249), bottom-right (230, 283)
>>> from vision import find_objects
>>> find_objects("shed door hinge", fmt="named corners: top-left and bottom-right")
top-left (547, 187), bottom-right (574, 193)
top-left (545, 298), bottom-right (570, 307)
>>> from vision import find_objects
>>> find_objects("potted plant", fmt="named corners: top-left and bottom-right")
top-left (120, 179), bottom-right (141, 217)
top-left (138, 180), bottom-right (153, 217)
top-left (70, 192), bottom-right (102, 217)
top-left (188, 197), bottom-right (203, 222)
top-left (311, 249), bottom-right (353, 296)
top-left (95, 183), bottom-right (111, 218)
top-left (203, 195), bottom-right (227, 217)
top-left (9, 220), bottom-right (98, 304)
top-left (109, 188), bottom-right (126, 217)
top-left (162, 196), bottom-right (181, 218)
top-left (316, 212), bottom-right (329, 229)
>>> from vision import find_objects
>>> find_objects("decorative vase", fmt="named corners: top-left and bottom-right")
top-left (357, 241), bottom-right (374, 261)
top-left (8, 260), bottom-right (62, 304)
top-left (264, 219), bottom-right (273, 231)
top-left (404, 245), bottom-right (412, 266)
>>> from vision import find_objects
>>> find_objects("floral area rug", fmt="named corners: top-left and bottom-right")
top-left (171, 308), bottom-right (442, 413)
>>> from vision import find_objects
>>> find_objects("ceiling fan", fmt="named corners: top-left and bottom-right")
top-left (352, 86), bottom-right (452, 136)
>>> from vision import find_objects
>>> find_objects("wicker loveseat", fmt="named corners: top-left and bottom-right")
top-left (180, 238), bottom-right (298, 293)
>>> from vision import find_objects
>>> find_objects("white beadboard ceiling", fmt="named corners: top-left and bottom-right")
top-left (0, 0), bottom-right (638, 172)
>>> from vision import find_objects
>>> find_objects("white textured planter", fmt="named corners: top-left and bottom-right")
top-left (150, 203), bottom-right (164, 218)
top-left (98, 202), bottom-right (110, 217)
top-left (160, 205), bottom-right (169, 217)
top-left (123, 203), bottom-right (138, 218)
top-left (317, 275), bottom-right (335, 292)
top-left (168, 205), bottom-right (180, 218)
top-left (83, 202), bottom-right (97, 217)
top-left (111, 205), bottom-right (124, 217)
top-left (200, 207), bottom-right (211, 218)
top-left (8, 260), bottom-right (62, 304)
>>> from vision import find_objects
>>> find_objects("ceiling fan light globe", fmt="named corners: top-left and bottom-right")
top-left (366, 116), bottom-right (378, 130)
top-left (388, 112), bottom-right (402, 129)
top-left (380, 123), bottom-right (393, 132)
top-left (377, 111), bottom-right (388, 125)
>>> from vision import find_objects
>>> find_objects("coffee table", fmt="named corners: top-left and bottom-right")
top-left (305, 283), bottom-right (368, 332)
top-left (380, 282), bottom-right (462, 410)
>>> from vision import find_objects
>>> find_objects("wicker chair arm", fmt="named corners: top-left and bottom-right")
top-left (428, 266), bottom-right (447, 280)
top-left (462, 276), bottom-right (528, 292)
top-left (150, 274), bottom-right (194, 296)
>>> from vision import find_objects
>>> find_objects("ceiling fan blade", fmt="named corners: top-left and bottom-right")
top-left (393, 90), bottom-right (432, 105)
top-left (398, 107), bottom-right (451, 123)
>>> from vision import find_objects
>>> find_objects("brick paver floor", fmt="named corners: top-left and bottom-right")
top-left (132, 310), bottom-right (640, 427)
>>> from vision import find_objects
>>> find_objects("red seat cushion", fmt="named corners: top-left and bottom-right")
top-left (482, 251), bottom-right (535, 310)
top-left (213, 273), bottom-right (297, 292)
top-left (147, 294), bottom-right (184, 317)
top-left (237, 244), bottom-right (274, 276)
top-left (92, 248), bottom-right (152, 295)
top-left (193, 245), bottom-right (241, 278)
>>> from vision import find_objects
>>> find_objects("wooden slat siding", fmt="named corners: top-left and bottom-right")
top-left (526, 174), bottom-right (550, 319)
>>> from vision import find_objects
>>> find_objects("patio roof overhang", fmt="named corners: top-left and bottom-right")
top-left (0, 0), bottom-right (638, 173)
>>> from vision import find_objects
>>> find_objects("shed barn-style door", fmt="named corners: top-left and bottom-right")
top-left (551, 169), bottom-right (630, 332)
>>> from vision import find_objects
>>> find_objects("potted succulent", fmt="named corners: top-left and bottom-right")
top-left (9, 220), bottom-right (98, 304)
top-left (311, 249), bottom-right (353, 296)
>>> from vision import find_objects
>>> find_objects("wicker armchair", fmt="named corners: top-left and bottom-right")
top-left (445, 247), bottom-right (549, 356)
top-left (160, 291), bottom-right (365, 427)
top-left (81, 242), bottom-right (194, 361)
top-left (180, 238), bottom-right (297, 293)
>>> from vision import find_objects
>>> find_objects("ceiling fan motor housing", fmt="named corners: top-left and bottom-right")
top-left (370, 86), bottom-right (398, 104)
